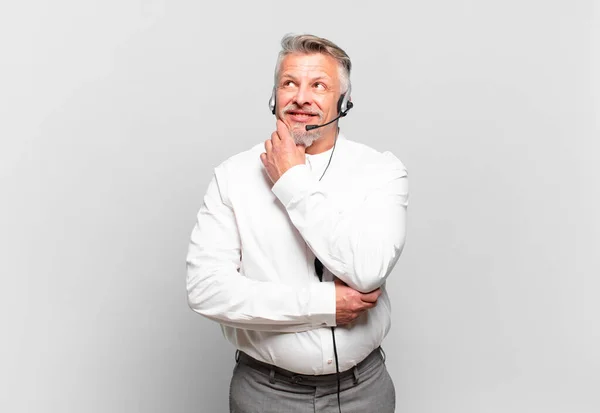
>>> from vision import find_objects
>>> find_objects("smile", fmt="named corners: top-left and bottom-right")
top-left (287, 112), bottom-right (319, 122)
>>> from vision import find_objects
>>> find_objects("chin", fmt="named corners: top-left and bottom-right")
top-left (291, 125), bottom-right (321, 147)
top-left (293, 136), bottom-right (317, 147)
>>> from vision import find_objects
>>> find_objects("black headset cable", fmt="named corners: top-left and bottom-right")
top-left (314, 129), bottom-right (343, 413)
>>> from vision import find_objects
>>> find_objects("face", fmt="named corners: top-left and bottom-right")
top-left (276, 53), bottom-right (341, 147)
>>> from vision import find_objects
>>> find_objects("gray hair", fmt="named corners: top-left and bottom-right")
top-left (274, 34), bottom-right (352, 94)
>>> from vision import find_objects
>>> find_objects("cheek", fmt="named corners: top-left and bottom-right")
top-left (316, 97), bottom-right (336, 115)
top-left (277, 91), bottom-right (294, 108)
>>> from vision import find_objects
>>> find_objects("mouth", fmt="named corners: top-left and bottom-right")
top-left (286, 111), bottom-right (319, 123)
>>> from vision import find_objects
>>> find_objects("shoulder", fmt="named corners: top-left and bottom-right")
top-left (213, 142), bottom-right (264, 178)
top-left (339, 136), bottom-right (408, 177)
top-left (207, 142), bottom-right (265, 204)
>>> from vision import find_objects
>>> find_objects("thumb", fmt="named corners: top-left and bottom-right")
top-left (296, 144), bottom-right (306, 154)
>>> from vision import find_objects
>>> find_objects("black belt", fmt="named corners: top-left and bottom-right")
top-left (235, 347), bottom-right (384, 386)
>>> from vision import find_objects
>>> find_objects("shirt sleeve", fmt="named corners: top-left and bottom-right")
top-left (271, 153), bottom-right (408, 293)
top-left (186, 169), bottom-right (336, 332)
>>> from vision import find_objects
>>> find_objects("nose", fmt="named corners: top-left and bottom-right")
top-left (293, 84), bottom-right (313, 107)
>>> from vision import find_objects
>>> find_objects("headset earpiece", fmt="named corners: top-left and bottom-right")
top-left (337, 84), bottom-right (353, 116)
top-left (345, 101), bottom-right (354, 113)
top-left (268, 87), bottom-right (276, 115)
top-left (336, 94), bottom-right (345, 115)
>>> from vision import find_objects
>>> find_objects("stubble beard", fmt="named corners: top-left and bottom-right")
top-left (281, 105), bottom-right (324, 148)
top-left (289, 123), bottom-right (322, 147)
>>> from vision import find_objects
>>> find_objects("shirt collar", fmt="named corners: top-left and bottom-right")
top-left (305, 133), bottom-right (345, 164)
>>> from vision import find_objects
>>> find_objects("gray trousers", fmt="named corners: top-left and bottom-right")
top-left (229, 348), bottom-right (395, 413)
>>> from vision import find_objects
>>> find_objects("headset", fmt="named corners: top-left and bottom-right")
top-left (268, 85), bottom-right (354, 122)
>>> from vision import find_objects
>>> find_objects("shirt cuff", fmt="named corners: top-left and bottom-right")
top-left (272, 164), bottom-right (315, 207)
top-left (308, 282), bottom-right (336, 327)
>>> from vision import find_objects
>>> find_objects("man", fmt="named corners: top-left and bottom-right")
top-left (186, 34), bottom-right (408, 413)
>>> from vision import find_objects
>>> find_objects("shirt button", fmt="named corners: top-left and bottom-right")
top-left (327, 359), bottom-right (333, 365)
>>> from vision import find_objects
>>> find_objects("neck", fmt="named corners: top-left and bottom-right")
top-left (306, 125), bottom-right (339, 155)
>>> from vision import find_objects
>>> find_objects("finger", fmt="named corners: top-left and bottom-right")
top-left (270, 131), bottom-right (281, 147)
top-left (260, 152), bottom-right (267, 166)
top-left (358, 302), bottom-right (376, 313)
top-left (276, 119), bottom-right (292, 142)
top-left (264, 139), bottom-right (273, 152)
top-left (361, 288), bottom-right (382, 303)
top-left (359, 302), bottom-right (376, 311)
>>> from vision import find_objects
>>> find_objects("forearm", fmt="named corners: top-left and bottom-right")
top-left (307, 208), bottom-right (405, 292)
top-left (272, 162), bottom-right (408, 293)
top-left (186, 173), bottom-right (336, 332)
top-left (186, 249), bottom-right (336, 332)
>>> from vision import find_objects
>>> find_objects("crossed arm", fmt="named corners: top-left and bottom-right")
top-left (186, 158), bottom-right (408, 332)
top-left (272, 158), bottom-right (408, 293)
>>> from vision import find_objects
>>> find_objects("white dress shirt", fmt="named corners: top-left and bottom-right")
top-left (186, 133), bottom-right (408, 374)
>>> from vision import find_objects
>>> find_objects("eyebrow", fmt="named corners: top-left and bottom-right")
top-left (279, 74), bottom-right (333, 83)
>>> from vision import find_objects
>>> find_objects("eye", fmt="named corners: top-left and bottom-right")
top-left (314, 82), bottom-right (326, 90)
top-left (282, 80), bottom-right (296, 87)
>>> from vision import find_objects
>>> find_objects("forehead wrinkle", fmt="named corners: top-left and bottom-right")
top-left (280, 70), bottom-right (334, 82)
top-left (279, 54), bottom-right (340, 83)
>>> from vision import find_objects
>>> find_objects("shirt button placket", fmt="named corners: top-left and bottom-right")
top-left (319, 327), bottom-right (334, 374)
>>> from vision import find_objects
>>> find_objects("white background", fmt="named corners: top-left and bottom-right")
top-left (1, 1), bottom-right (599, 412)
